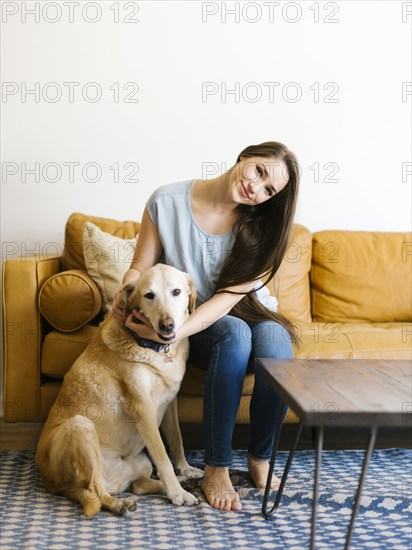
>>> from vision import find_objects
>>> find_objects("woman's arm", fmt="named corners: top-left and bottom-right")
top-left (124, 207), bottom-right (163, 283)
top-left (176, 281), bottom-right (256, 339)
top-left (112, 207), bottom-right (163, 320)
top-left (125, 279), bottom-right (257, 342)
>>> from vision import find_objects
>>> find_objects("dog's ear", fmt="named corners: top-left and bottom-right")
top-left (121, 282), bottom-right (136, 313)
top-left (184, 273), bottom-right (197, 314)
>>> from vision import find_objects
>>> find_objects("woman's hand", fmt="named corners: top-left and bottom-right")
top-left (125, 309), bottom-right (172, 344)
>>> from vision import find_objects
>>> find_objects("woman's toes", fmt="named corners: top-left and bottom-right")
top-left (201, 467), bottom-right (242, 511)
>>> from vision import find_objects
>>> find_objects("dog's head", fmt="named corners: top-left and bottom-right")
top-left (121, 264), bottom-right (197, 341)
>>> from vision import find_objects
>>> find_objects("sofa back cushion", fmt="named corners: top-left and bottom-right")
top-left (266, 224), bottom-right (312, 323)
top-left (62, 213), bottom-right (141, 271)
top-left (311, 230), bottom-right (412, 322)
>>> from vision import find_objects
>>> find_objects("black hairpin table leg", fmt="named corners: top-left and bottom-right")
top-left (310, 427), bottom-right (324, 550)
top-left (262, 403), bottom-right (304, 519)
top-left (344, 426), bottom-right (378, 550)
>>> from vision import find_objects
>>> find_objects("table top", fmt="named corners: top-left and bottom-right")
top-left (255, 359), bottom-right (412, 427)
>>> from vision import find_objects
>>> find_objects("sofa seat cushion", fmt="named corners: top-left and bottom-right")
top-left (41, 325), bottom-right (259, 396)
top-left (39, 270), bottom-right (102, 332)
top-left (293, 321), bottom-right (410, 360)
top-left (294, 322), bottom-right (355, 358)
top-left (40, 381), bottom-right (63, 421)
top-left (338, 322), bottom-right (411, 359)
top-left (41, 325), bottom-right (98, 378)
top-left (39, 380), bottom-right (298, 424)
top-left (41, 326), bottom-right (258, 396)
top-left (176, 394), bottom-right (299, 424)
top-left (181, 364), bottom-right (255, 396)
top-left (311, 230), bottom-right (412, 323)
top-left (181, 321), bottom-right (360, 395)
top-left (39, 321), bottom-right (408, 423)
top-left (42, 321), bottom-right (409, 381)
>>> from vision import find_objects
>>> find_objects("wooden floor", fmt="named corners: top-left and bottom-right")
top-left (1, 420), bottom-right (411, 451)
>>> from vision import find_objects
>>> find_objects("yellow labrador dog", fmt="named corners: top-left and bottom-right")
top-left (36, 264), bottom-right (203, 517)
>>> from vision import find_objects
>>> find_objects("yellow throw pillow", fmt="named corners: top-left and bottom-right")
top-left (62, 212), bottom-right (141, 271)
top-left (83, 221), bottom-right (137, 314)
top-left (39, 270), bottom-right (102, 332)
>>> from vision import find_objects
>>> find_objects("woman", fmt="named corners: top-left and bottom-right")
top-left (112, 141), bottom-right (300, 511)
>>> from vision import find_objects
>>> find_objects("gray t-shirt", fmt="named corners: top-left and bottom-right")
top-left (146, 179), bottom-right (235, 307)
top-left (146, 179), bottom-right (278, 311)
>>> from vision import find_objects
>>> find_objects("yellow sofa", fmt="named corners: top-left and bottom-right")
top-left (2, 213), bottom-right (411, 423)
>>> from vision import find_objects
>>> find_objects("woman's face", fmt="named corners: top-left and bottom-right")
top-left (231, 155), bottom-right (289, 205)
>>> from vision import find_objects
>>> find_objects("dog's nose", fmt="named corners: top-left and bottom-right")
top-left (159, 318), bottom-right (175, 332)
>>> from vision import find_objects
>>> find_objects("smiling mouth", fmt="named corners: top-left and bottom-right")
top-left (158, 332), bottom-right (175, 341)
top-left (241, 181), bottom-right (251, 200)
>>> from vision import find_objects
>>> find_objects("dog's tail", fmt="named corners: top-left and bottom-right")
top-left (64, 482), bottom-right (102, 517)
top-left (80, 483), bottom-right (102, 517)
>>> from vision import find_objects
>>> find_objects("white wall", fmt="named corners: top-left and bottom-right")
top-left (1, 0), bottom-right (411, 267)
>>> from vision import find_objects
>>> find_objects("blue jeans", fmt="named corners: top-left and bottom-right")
top-left (188, 315), bottom-right (293, 467)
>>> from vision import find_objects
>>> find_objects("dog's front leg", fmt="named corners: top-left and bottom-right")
top-left (161, 398), bottom-right (203, 479)
top-left (124, 399), bottom-right (198, 506)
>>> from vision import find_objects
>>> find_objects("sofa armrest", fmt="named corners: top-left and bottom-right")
top-left (2, 255), bottom-right (61, 421)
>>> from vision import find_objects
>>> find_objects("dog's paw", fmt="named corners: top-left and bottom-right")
top-left (180, 466), bottom-right (204, 479)
top-left (176, 464), bottom-right (204, 479)
top-left (113, 497), bottom-right (138, 516)
top-left (169, 489), bottom-right (199, 506)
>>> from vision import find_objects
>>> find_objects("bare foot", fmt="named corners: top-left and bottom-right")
top-left (201, 465), bottom-right (242, 511)
top-left (248, 455), bottom-right (281, 489)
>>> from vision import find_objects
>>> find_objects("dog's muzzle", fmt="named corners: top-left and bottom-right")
top-left (158, 318), bottom-right (175, 340)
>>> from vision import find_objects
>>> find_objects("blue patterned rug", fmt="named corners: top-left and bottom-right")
top-left (0, 449), bottom-right (411, 549)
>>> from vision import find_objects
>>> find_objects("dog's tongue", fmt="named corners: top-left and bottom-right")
top-left (159, 332), bottom-right (175, 341)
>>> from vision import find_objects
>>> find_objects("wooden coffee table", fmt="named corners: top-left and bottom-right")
top-left (255, 358), bottom-right (412, 550)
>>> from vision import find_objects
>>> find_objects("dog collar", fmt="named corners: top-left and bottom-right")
top-left (127, 329), bottom-right (171, 353)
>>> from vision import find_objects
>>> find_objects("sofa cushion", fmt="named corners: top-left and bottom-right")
top-left (311, 230), bottom-right (412, 322)
top-left (83, 222), bottom-right (137, 314)
top-left (338, 322), bottom-right (411, 359)
top-left (39, 319), bottom-right (409, 423)
top-left (266, 224), bottom-right (312, 322)
top-left (62, 212), bottom-right (140, 271)
top-left (181, 364), bottom-right (255, 396)
top-left (42, 321), bottom-right (410, 380)
top-left (293, 321), bottom-right (354, 358)
top-left (176, 394), bottom-right (299, 424)
top-left (39, 271), bottom-right (102, 332)
top-left (292, 321), bottom-right (410, 359)
top-left (41, 325), bottom-right (97, 378)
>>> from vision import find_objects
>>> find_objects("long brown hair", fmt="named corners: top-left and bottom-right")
top-left (215, 141), bottom-right (301, 347)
